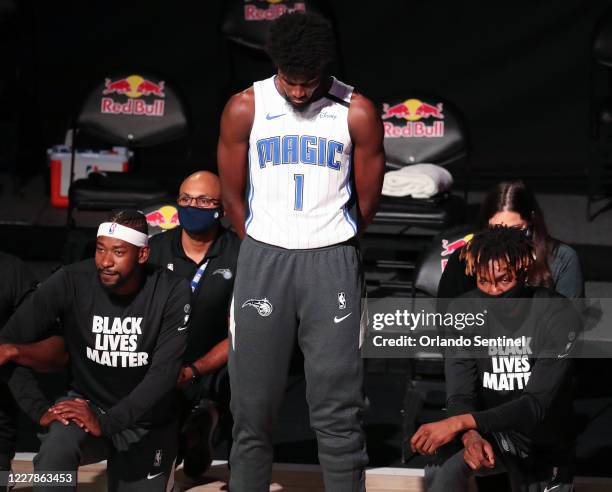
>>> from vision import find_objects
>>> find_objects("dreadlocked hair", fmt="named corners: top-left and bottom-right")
top-left (107, 209), bottom-right (147, 235)
top-left (460, 226), bottom-right (535, 282)
top-left (266, 12), bottom-right (336, 78)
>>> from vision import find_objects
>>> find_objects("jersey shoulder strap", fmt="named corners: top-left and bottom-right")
top-left (325, 77), bottom-right (353, 108)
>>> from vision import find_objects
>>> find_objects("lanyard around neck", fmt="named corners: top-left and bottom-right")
top-left (190, 259), bottom-right (210, 292)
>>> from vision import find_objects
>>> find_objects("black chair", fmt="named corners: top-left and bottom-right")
top-left (589, 11), bottom-right (612, 220)
top-left (411, 225), bottom-right (474, 298)
top-left (221, 0), bottom-right (342, 93)
top-left (401, 225), bottom-right (473, 463)
top-left (377, 94), bottom-right (470, 224)
top-left (222, 0), bottom-right (324, 51)
top-left (363, 95), bottom-right (470, 295)
top-left (67, 71), bottom-right (190, 226)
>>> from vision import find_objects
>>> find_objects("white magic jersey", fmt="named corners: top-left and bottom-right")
top-left (246, 75), bottom-right (357, 249)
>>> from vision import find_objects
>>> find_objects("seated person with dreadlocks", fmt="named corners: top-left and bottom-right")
top-left (412, 226), bottom-right (578, 492)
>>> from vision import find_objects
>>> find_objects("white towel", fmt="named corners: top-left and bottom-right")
top-left (382, 163), bottom-right (453, 199)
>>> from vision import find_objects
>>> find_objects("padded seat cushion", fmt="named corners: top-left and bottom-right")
top-left (374, 194), bottom-right (465, 227)
top-left (70, 172), bottom-right (169, 211)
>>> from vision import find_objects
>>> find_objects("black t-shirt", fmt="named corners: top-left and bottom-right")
top-left (0, 260), bottom-right (191, 436)
top-left (445, 287), bottom-right (578, 462)
top-left (0, 252), bottom-right (38, 327)
top-left (148, 226), bottom-right (240, 363)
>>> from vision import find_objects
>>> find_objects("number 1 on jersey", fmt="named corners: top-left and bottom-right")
top-left (294, 174), bottom-right (304, 211)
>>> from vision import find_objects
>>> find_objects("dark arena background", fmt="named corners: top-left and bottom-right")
top-left (1, 1), bottom-right (612, 490)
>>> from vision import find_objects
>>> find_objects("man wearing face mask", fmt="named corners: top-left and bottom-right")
top-left (412, 227), bottom-right (578, 492)
top-left (148, 170), bottom-right (240, 480)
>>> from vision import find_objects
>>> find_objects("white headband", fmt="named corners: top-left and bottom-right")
top-left (97, 222), bottom-right (148, 247)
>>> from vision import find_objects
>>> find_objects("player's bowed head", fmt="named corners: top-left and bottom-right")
top-left (266, 11), bottom-right (336, 109)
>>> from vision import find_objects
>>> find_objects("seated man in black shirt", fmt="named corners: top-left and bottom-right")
top-left (148, 171), bottom-right (240, 480)
top-left (0, 210), bottom-right (191, 492)
top-left (411, 226), bottom-right (578, 492)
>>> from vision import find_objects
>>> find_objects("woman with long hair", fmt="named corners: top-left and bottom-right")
top-left (438, 180), bottom-right (584, 298)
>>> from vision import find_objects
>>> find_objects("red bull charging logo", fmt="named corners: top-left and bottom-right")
top-left (101, 75), bottom-right (165, 117)
top-left (145, 205), bottom-right (179, 231)
top-left (244, 0), bottom-right (305, 21)
top-left (440, 233), bottom-right (473, 272)
top-left (381, 98), bottom-right (444, 138)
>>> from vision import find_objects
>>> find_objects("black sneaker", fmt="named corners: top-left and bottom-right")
top-left (181, 399), bottom-right (219, 479)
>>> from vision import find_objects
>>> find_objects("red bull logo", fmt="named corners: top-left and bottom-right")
top-left (101, 75), bottom-right (165, 117)
top-left (440, 233), bottom-right (473, 272)
top-left (381, 98), bottom-right (444, 139)
top-left (244, 0), bottom-right (305, 21)
top-left (145, 205), bottom-right (179, 231)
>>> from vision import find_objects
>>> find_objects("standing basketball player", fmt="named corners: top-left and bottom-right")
top-left (218, 12), bottom-right (385, 492)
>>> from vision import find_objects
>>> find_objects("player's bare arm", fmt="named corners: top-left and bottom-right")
top-left (177, 338), bottom-right (229, 388)
top-left (411, 413), bottom-right (476, 455)
top-left (0, 336), bottom-right (68, 372)
top-left (462, 430), bottom-right (496, 470)
top-left (218, 88), bottom-right (255, 239)
top-left (348, 92), bottom-right (385, 234)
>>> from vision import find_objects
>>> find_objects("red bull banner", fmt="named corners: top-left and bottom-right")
top-left (244, 0), bottom-right (306, 21)
top-left (381, 98), bottom-right (445, 139)
top-left (440, 233), bottom-right (473, 272)
top-left (101, 75), bottom-right (165, 117)
top-left (145, 205), bottom-right (180, 232)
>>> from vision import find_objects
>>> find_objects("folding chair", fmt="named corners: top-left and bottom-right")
top-left (363, 94), bottom-right (470, 295)
top-left (66, 71), bottom-right (189, 226)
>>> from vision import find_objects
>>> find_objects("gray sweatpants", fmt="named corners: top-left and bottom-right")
top-left (426, 448), bottom-right (574, 492)
top-left (228, 236), bottom-right (368, 492)
top-left (33, 419), bottom-right (178, 492)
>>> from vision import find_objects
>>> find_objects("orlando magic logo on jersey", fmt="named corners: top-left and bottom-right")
top-left (247, 75), bottom-right (357, 249)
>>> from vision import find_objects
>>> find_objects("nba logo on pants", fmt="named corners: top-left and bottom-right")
top-left (338, 292), bottom-right (346, 310)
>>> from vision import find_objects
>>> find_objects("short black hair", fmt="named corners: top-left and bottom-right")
top-left (460, 226), bottom-right (534, 280)
top-left (107, 209), bottom-right (147, 235)
top-left (266, 12), bottom-right (336, 78)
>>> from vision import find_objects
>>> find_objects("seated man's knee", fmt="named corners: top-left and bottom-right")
top-left (426, 449), bottom-right (474, 492)
top-left (34, 423), bottom-right (84, 469)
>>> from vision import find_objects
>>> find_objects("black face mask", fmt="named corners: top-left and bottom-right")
top-left (477, 282), bottom-right (530, 331)
top-left (177, 206), bottom-right (221, 234)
